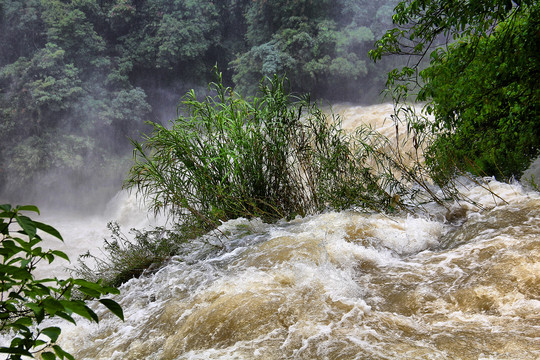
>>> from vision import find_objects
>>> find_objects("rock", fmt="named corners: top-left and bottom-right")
top-left (520, 155), bottom-right (540, 189)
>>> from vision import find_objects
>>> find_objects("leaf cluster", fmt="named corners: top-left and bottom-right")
top-left (370, 0), bottom-right (539, 181)
top-left (0, 204), bottom-right (123, 360)
top-left (420, 5), bottom-right (540, 181)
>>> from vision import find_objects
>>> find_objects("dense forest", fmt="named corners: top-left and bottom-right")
top-left (0, 0), bottom-right (399, 202)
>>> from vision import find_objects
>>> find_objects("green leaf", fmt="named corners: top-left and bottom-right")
top-left (42, 298), bottom-right (65, 315)
top-left (16, 205), bottom-right (40, 214)
top-left (55, 311), bottom-right (76, 325)
top-left (101, 285), bottom-right (121, 295)
top-left (15, 215), bottom-right (37, 239)
top-left (72, 279), bottom-right (106, 292)
top-left (99, 299), bottom-right (124, 321)
top-left (34, 221), bottom-right (63, 241)
top-left (12, 316), bottom-right (33, 327)
top-left (85, 305), bottom-right (99, 323)
top-left (25, 301), bottom-right (43, 314)
top-left (42, 352), bottom-right (56, 360)
top-left (51, 250), bottom-right (70, 262)
top-left (60, 300), bottom-right (99, 323)
top-left (29, 282), bottom-right (52, 296)
top-left (42, 326), bottom-right (62, 342)
top-left (34, 339), bottom-right (47, 347)
top-left (78, 286), bottom-right (102, 297)
top-left (0, 239), bottom-right (24, 258)
top-left (0, 264), bottom-right (32, 280)
top-left (53, 345), bottom-right (76, 360)
top-left (0, 347), bottom-right (33, 356)
top-left (36, 306), bottom-right (45, 323)
top-left (7, 322), bottom-right (30, 333)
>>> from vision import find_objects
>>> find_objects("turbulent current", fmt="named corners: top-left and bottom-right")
top-left (3, 105), bottom-right (540, 359)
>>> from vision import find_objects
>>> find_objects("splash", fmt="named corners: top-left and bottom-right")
top-left (34, 190), bottom-right (167, 279)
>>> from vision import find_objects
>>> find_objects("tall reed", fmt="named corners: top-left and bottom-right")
top-left (124, 73), bottom-right (402, 229)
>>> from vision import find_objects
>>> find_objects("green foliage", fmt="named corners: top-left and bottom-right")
top-left (370, 0), bottom-right (540, 181)
top-left (0, 204), bottom-right (123, 360)
top-left (0, 43), bottom-right (83, 126)
top-left (41, 0), bottom-right (106, 68)
top-left (420, 7), bottom-right (540, 181)
top-left (125, 72), bottom-right (403, 226)
top-left (0, 1), bottom-right (152, 197)
top-left (114, 0), bottom-right (220, 73)
top-left (233, 0), bottom-right (398, 99)
top-left (76, 222), bottom-right (189, 287)
top-left (0, 0), bottom-right (401, 198)
top-left (231, 40), bottom-right (296, 95)
top-left (0, 0), bottom-right (45, 65)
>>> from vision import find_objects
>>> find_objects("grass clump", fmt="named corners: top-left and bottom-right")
top-left (124, 72), bottom-right (403, 228)
top-left (75, 223), bottom-right (181, 287)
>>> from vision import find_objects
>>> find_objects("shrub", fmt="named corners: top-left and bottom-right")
top-left (124, 72), bottom-right (403, 228)
top-left (370, 0), bottom-right (540, 182)
top-left (76, 222), bottom-right (189, 287)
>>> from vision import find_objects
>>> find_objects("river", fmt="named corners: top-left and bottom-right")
top-left (3, 104), bottom-right (539, 359)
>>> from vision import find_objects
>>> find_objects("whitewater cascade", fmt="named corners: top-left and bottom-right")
top-left (2, 104), bottom-right (538, 359)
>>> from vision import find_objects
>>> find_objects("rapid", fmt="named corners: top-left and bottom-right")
top-left (5, 105), bottom-right (540, 359)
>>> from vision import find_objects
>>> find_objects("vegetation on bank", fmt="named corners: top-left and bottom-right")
top-left (76, 72), bottom-right (414, 286)
top-left (370, 0), bottom-right (539, 182)
top-left (125, 72), bottom-right (404, 225)
top-left (0, 204), bottom-right (123, 360)
top-left (2, 0), bottom-right (539, 355)
top-left (76, 70), bottom-right (463, 287)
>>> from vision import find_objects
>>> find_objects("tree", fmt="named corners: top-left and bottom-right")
top-left (0, 0), bottom-right (46, 66)
top-left (0, 204), bottom-right (123, 359)
top-left (232, 0), bottom-right (398, 99)
top-left (370, 0), bottom-right (540, 181)
top-left (0, 1), bottom-right (152, 197)
top-left (114, 0), bottom-right (220, 75)
top-left (0, 0), bottom-right (403, 199)
top-left (41, 0), bottom-right (106, 69)
top-left (0, 44), bottom-right (85, 183)
top-left (0, 43), bottom-right (83, 130)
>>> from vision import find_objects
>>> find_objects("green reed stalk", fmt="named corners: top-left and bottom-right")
top-left (124, 72), bottom-right (400, 228)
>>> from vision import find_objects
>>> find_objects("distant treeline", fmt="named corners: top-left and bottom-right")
top-left (0, 0), bottom-right (398, 198)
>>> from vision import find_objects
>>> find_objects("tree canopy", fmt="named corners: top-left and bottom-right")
top-left (370, 0), bottom-right (540, 181)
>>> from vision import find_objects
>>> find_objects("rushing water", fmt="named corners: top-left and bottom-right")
top-left (33, 190), bottom-right (167, 279)
top-left (2, 105), bottom-right (539, 359)
top-left (46, 180), bottom-right (539, 360)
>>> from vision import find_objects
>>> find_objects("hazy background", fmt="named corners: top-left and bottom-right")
top-left (0, 0), bottom-right (402, 211)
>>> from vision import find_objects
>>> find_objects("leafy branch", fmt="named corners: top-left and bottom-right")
top-left (0, 204), bottom-right (124, 360)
